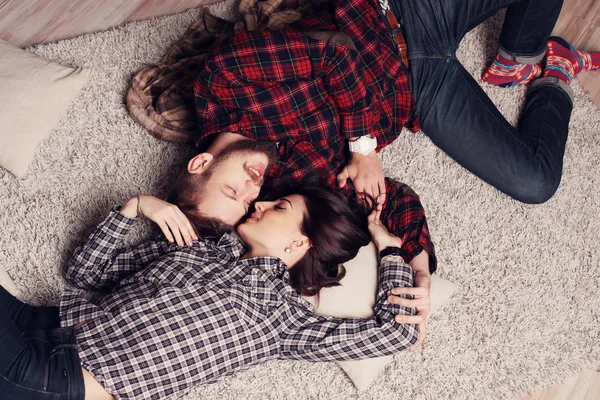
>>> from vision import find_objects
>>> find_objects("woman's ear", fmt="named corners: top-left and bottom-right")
top-left (188, 153), bottom-right (214, 175)
top-left (290, 237), bottom-right (311, 252)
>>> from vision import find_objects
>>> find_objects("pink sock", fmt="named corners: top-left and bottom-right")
top-left (544, 37), bottom-right (600, 84)
top-left (482, 54), bottom-right (543, 87)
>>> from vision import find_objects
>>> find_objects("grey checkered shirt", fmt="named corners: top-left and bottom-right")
top-left (60, 207), bottom-right (418, 399)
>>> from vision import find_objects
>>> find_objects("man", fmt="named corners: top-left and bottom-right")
top-left (193, 1), bottom-right (440, 350)
top-left (192, 0), bottom-right (600, 348)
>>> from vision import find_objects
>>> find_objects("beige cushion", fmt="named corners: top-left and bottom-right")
top-left (0, 40), bottom-right (91, 178)
top-left (0, 266), bottom-right (20, 297)
top-left (303, 243), bottom-right (459, 391)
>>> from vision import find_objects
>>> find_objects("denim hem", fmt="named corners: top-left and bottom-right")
top-left (529, 77), bottom-right (574, 103)
top-left (498, 45), bottom-right (546, 64)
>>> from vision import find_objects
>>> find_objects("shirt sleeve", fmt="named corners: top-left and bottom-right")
top-left (64, 207), bottom-right (169, 292)
top-left (380, 180), bottom-right (438, 273)
top-left (279, 255), bottom-right (419, 361)
top-left (341, 179), bottom-right (437, 273)
top-left (194, 29), bottom-right (379, 145)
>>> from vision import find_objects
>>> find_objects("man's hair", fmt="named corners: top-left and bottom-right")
top-left (261, 175), bottom-right (375, 296)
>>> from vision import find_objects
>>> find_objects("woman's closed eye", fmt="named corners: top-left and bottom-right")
top-left (275, 197), bottom-right (293, 210)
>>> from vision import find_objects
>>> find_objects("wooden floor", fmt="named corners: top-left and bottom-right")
top-left (0, 1), bottom-right (598, 399)
top-left (523, 369), bottom-right (600, 400)
top-left (552, 0), bottom-right (600, 107)
top-left (0, 0), bottom-right (218, 46)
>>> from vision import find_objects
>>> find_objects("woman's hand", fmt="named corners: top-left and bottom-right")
top-left (367, 204), bottom-right (402, 251)
top-left (369, 205), bottom-right (430, 351)
top-left (121, 195), bottom-right (198, 247)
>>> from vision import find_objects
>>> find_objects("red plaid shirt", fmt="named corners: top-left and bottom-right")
top-left (194, 0), bottom-right (436, 272)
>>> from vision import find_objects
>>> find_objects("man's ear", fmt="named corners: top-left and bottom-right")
top-left (188, 153), bottom-right (214, 175)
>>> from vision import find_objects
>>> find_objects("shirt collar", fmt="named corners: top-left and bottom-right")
top-left (215, 232), bottom-right (246, 256)
top-left (237, 255), bottom-right (314, 312)
top-left (236, 255), bottom-right (288, 278)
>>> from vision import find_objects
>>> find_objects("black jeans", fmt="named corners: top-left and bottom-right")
top-left (0, 285), bottom-right (85, 400)
top-left (393, 0), bottom-right (572, 203)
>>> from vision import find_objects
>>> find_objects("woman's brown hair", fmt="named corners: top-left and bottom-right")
top-left (262, 175), bottom-right (375, 296)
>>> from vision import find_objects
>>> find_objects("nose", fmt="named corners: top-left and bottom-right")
top-left (254, 201), bottom-right (273, 211)
top-left (246, 176), bottom-right (261, 189)
top-left (240, 179), bottom-right (260, 198)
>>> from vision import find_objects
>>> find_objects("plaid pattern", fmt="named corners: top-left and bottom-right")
top-left (194, 0), bottom-right (420, 152)
top-left (60, 208), bottom-right (419, 399)
top-left (127, 0), bottom-right (326, 143)
top-left (194, 0), bottom-right (436, 272)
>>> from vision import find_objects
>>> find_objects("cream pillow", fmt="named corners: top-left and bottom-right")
top-left (0, 39), bottom-right (91, 178)
top-left (0, 266), bottom-right (20, 297)
top-left (303, 243), bottom-right (459, 391)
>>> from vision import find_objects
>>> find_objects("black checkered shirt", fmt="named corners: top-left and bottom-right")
top-left (60, 207), bottom-right (418, 399)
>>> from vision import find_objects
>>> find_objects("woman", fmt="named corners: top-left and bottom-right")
top-left (0, 180), bottom-right (418, 400)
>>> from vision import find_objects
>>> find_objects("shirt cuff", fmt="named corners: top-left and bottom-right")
top-left (113, 205), bottom-right (137, 223)
top-left (339, 108), bottom-right (379, 139)
top-left (96, 206), bottom-right (136, 240)
top-left (379, 256), bottom-right (414, 288)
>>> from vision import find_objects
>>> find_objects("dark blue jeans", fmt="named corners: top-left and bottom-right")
top-left (393, 0), bottom-right (572, 203)
top-left (0, 285), bottom-right (85, 400)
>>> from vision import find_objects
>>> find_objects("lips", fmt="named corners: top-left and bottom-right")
top-left (247, 164), bottom-right (265, 180)
top-left (247, 212), bottom-right (260, 222)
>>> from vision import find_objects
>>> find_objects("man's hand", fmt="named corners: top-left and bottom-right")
top-left (121, 195), bottom-right (198, 247)
top-left (389, 251), bottom-right (431, 351)
top-left (337, 150), bottom-right (387, 205)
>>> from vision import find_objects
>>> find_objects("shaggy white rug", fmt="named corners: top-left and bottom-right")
top-left (1, 1), bottom-right (599, 399)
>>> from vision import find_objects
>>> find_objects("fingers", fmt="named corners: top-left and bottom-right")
top-left (388, 295), bottom-right (431, 309)
top-left (337, 168), bottom-right (349, 188)
top-left (354, 180), bottom-right (367, 199)
top-left (370, 183), bottom-right (380, 205)
top-left (167, 219), bottom-right (186, 247)
top-left (374, 203), bottom-right (382, 224)
top-left (409, 323), bottom-right (426, 352)
top-left (160, 208), bottom-right (198, 247)
top-left (394, 314), bottom-right (425, 325)
top-left (361, 178), bottom-right (387, 208)
top-left (181, 210), bottom-right (199, 241)
top-left (377, 178), bottom-right (387, 205)
top-left (168, 215), bottom-right (199, 247)
top-left (158, 222), bottom-right (175, 244)
top-left (173, 209), bottom-right (198, 244)
top-left (391, 286), bottom-right (429, 297)
top-left (141, 197), bottom-right (198, 246)
top-left (368, 203), bottom-right (383, 225)
top-left (368, 209), bottom-right (377, 223)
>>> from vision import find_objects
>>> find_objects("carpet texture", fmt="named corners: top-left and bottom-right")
top-left (1, 2), bottom-right (599, 399)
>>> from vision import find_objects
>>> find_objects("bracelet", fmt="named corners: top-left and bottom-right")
top-left (379, 246), bottom-right (409, 262)
top-left (136, 194), bottom-right (145, 218)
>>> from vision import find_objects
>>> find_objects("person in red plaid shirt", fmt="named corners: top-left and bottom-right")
top-left (194, 0), bottom-right (600, 349)
top-left (194, 0), bottom-right (437, 350)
